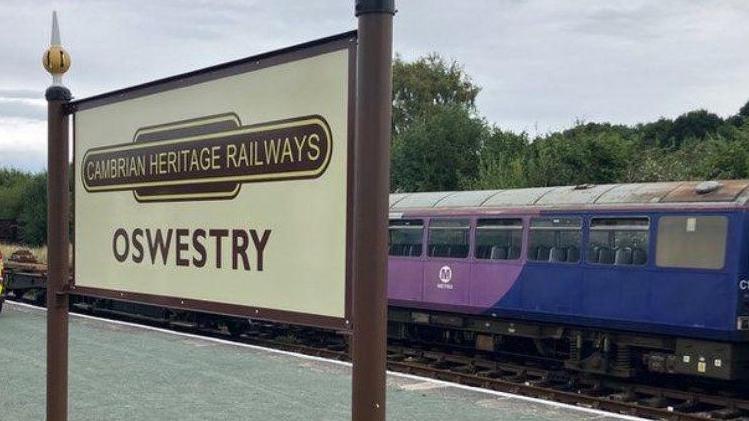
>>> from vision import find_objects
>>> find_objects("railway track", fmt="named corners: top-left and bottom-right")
top-left (7, 295), bottom-right (749, 421)
top-left (386, 349), bottom-right (749, 421)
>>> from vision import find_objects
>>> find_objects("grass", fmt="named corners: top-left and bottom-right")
top-left (0, 242), bottom-right (48, 264)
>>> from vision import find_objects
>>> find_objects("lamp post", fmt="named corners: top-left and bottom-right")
top-left (42, 11), bottom-right (71, 421)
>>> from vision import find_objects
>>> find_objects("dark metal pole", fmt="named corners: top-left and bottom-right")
top-left (43, 12), bottom-right (72, 421)
top-left (352, 1), bottom-right (395, 420)
top-left (46, 84), bottom-right (71, 421)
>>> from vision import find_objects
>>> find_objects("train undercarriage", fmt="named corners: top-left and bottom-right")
top-left (3, 260), bottom-right (748, 382)
top-left (388, 306), bottom-right (749, 381)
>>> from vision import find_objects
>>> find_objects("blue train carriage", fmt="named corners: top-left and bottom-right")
top-left (387, 180), bottom-right (749, 380)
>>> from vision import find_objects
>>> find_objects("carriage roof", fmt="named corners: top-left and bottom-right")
top-left (389, 180), bottom-right (749, 211)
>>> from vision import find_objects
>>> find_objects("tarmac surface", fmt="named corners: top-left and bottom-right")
top-left (0, 301), bottom-right (642, 420)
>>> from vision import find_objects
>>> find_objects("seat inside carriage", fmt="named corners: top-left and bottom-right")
top-left (565, 246), bottom-right (579, 262)
top-left (534, 246), bottom-right (550, 261)
top-left (597, 247), bottom-right (615, 264)
top-left (430, 244), bottom-right (449, 257)
top-left (549, 246), bottom-right (567, 262)
top-left (490, 246), bottom-right (507, 260)
top-left (615, 247), bottom-right (633, 265)
top-left (632, 247), bottom-right (647, 265)
top-left (389, 243), bottom-right (422, 257)
top-left (587, 245), bottom-right (647, 265)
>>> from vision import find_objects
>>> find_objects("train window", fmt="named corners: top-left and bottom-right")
top-left (528, 217), bottom-right (581, 263)
top-left (588, 218), bottom-right (649, 266)
top-left (388, 219), bottom-right (424, 257)
top-left (475, 218), bottom-right (523, 260)
top-left (656, 215), bottom-right (728, 270)
top-left (428, 219), bottom-right (470, 258)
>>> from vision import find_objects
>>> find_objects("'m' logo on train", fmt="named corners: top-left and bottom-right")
top-left (437, 265), bottom-right (453, 289)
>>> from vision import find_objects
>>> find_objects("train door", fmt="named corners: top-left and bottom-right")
top-left (581, 216), bottom-right (651, 320)
top-left (469, 217), bottom-right (525, 308)
top-left (520, 216), bottom-right (584, 314)
top-left (388, 218), bottom-right (425, 303)
top-left (422, 218), bottom-right (471, 307)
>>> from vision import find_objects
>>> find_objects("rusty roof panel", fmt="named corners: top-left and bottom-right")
top-left (389, 180), bottom-right (749, 210)
top-left (595, 182), bottom-right (683, 204)
top-left (661, 180), bottom-right (749, 203)
top-left (389, 193), bottom-right (409, 207)
top-left (481, 187), bottom-right (557, 207)
top-left (434, 190), bottom-right (502, 207)
top-left (392, 192), bottom-right (456, 209)
top-left (535, 184), bottom-right (617, 205)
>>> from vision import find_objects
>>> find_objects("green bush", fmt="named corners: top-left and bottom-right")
top-left (17, 173), bottom-right (48, 246)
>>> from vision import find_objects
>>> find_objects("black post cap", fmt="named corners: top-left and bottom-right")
top-left (45, 85), bottom-right (72, 102)
top-left (355, 0), bottom-right (396, 16)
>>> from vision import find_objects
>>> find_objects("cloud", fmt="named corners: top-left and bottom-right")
top-left (0, 117), bottom-right (46, 171)
top-left (0, 150), bottom-right (46, 173)
top-left (0, 88), bottom-right (45, 120)
top-left (0, 89), bottom-right (43, 99)
top-left (395, 0), bottom-right (749, 133)
top-left (0, 97), bottom-right (46, 120)
top-left (1, 0), bottom-right (748, 146)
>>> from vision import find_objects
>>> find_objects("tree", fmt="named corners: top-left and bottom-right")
top-left (392, 53), bottom-right (480, 136)
top-left (637, 118), bottom-right (674, 148)
top-left (470, 129), bottom-right (531, 189)
top-left (692, 134), bottom-right (749, 180)
top-left (0, 168), bottom-right (32, 219)
top-left (523, 123), bottom-right (634, 187)
top-left (667, 110), bottom-right (723, 147)
top-left (391, 104), bottom-right (488, 192)
top-left (740, 99), bottom-right (749, 118)
top-left (726, 115), bottom-right (745, 128)
top-left (18, 173), bottom-right (47, 246)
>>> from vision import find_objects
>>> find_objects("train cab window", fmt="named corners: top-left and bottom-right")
top-left (388, 219), bottom-right (424, 257)
top-left (528, 217), bottom-right (581, 263)
top-left (428, 219), bottom-right (470, 258)
top-left (475, 218), bottom-right (523, 260)
top-left (588, 218), bottom-right (649, 266)
top-left (656, 215), bottom-right (728, 270)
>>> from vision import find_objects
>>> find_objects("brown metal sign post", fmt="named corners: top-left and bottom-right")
top-left (39, 4), bottom-right (393, 420)
top-left (43, 11), bottom-right (72, 421)
top-left (352, 1), bottom-right (395, 420)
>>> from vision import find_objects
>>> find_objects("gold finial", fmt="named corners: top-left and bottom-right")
top-left (42, 11), bottom-right (71, 85)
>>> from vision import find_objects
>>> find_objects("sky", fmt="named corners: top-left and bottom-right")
top-left (1, 0), bottom-right (749, 172)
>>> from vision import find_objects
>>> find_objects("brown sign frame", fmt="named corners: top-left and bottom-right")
top-left (69, 31), bottom-right (357, 331)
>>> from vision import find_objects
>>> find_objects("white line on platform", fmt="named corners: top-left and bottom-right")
top-left (8, 300), bottom-right (646, 420)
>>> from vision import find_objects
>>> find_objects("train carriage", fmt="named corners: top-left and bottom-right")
top-left (387, 180), bottom-right (749, 380)
top-left (5, 179), bottom-right (749, 382)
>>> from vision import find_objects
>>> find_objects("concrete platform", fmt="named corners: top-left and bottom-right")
top-left (0, 302), bottom-right (640, 420)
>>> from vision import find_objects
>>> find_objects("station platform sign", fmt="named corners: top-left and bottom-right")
top-left (72, 33), bottom-right (356, 331)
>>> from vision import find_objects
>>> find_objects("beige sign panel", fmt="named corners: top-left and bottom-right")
top-left (73, 34), bottom-right (355, 329)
